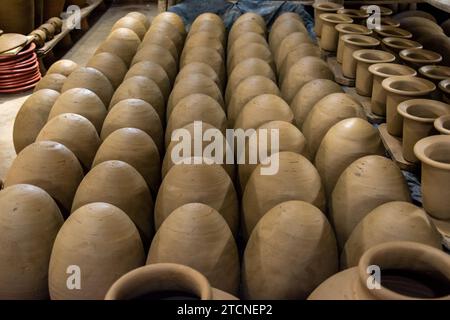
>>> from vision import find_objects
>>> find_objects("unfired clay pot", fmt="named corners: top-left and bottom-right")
top-left (374, 26), bottom-right (412, 39)
top-left (275, 32), bottom-right (312, 70)
top-left (319, 13), bottom-right (353, 52)
top-left (398, 99), bottom-right (450, 162)
top-left (146, 22), bottom-right (184, 53)
top-left (399, 48), bottom-right (443, 69)
top-left (228, 21), bottom-right (265, 49)
top-left (96, 28), bottom-right (141, 66)
top-left (341, 201), bottom-right (442, 269)
top-left (86, 52), bottom-right (127, 89)
top-left (49, 202), bottom-right (145, 300)
top-left (271, 12), bottom-right (301, 31)
top-left (313, 2), bottom-right (343, 36)
top-left (175, 62), bottom-right (221, 92)
top-left (227, 43), bottom-right (274, 76)
top-left (419, 65), bottom-right (450, 85)
top-left (414, 135), bottom-right (450, 220)
top-left (34, 73), bottom-right (66, 92)
top-left (234, 12), bottom-right (266, 31)
top-left (0, 184), bottom-right (63, 299)
top-left (269, 19), bottom-right (307, 53)
top-left (152, 12), bottom-right (186, 37)
top-left (337, 9), bottom-right (368, 24)
top-left (382, 75), bottom-right (436, 137)
top-left (341, 34), bottom-right (380, 79)
top-left (279, 43), bottom-right (321, 84)
top-left (440, 79), bottom-right (450, 103)
top-left (331, 155), bottom-right (411, 249)
top-left (125, 61), bottom-right (171, 101)
top-left (179, 46), bottom-right (225, 85)
top-left (139, 31), bottom-right (178, 62)
top-left (47, 59), bottom-right (78, 77)
top-left (242, 200), bottom-right (338, 300)
top-left (126, 12), bottom-right (150, 29)
top-left (335, 23), bottom-right (373, 64)
top-left (111, 17), bottom-right (147, 40)
top-left (435, 114), bottom-right (450, 135)
top-left (147, 203), bottom-right (239, 295)
top-left (188, 22), bottom-right (225, 48)
top-left (131, 44), bottom-right (177, 82)
top-left (242, 152), bottom-right (325, 240)
top-left (183, 31), bottom-right (224, 59)
top-left (227, 32), bottom-right (267, 57)
top-left (381, 37), bottom-right (422, 62)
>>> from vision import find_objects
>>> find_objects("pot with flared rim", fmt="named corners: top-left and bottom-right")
top-left (335, 23), bottom-right (373, 63)
top-left (414, 135), bottom-right (450, 220)
top-left (379, 17), bottom-right (400, 27)
top-left (419, 65), bottom-right (450, 84)
top-left (374, 26), bottom-right (412, 40)
top-left (382, 75), bottom-right (436, 136)
top-left (399, 48), bottom-right (443, 69)
top-left (342, 34), bottom-right (380, 78)
top-left (360, 5), bottom-right (393, 17)
top-left (434, 114), bottom-right (450, 135)
top-left (313, 2), bottom-right (344, 36)
top-left (337, 8), bottom-right (368, 24)
top-left (439, 79), bottom-right (450, 104)
top-left (320, 13), bottom-right (353, 52)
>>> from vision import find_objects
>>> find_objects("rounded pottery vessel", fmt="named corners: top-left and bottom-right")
top-left (335, 23), bottom-right (373, 63)
top-left (417, 34), bottom-right (450, 67)
top-left (146, 21), bottom-right (184, 53)
top-left (227, 32), bottom-right (267, 56)
top-left (139, 30), bottom-right (179, 62)
top-left (111, 16), bottom-right (147, 40)
top-left (269, 19), bottom-right (307, 55)
top-left (341, 34), bottom-right (380, 79)
top-left (440, 79), bottom-right (450, 103)
top-left (271, 12), bottom-right (301, 31)
top-left (399, 48), bottom-right (442, 69)
top-left (374, 26), bottom-right (412, 39)
top-left (131, 44), bottom-right (177, 81)
top-left (434, 114), bottom-right (450, 135)
top-left (175, 62), bottom-right (221, 92)
top-left (234, 12), bottom-right (266, 31)
top-left (152, 12), bottom-right (186, 36)
top-left (47, 60), bottom-right (78, 77)
top-left (97, 28), bottom-right (141, 66)
top-left (279, 43), bottom-right (321, 83)
top-left (227, 43), bottom-right (274, 76)
top-left (126, 12), bottom-right (150, 29)
top-left (179, 46), bottom-right (225, 84)
top-left (228, 21), bottom-right (265, 49)
top-left (418, 65), bottom-right (450, 85)
top-left (125, 61), bottom-right (171, 101)
top-left (275, 32), bottom-right (312, 70)
top-left (313, 2), bottom-right (343, 36)
top-left (319, 13), bottom-right (353, 52)
top-left (86, 52), bottom-right (128, 89)
top-left (183, 31), bottom-right (224, 59)
top-left (188, 22), bottom-right (225, 48)
top-left (34, 73), bottom-right (66, 92)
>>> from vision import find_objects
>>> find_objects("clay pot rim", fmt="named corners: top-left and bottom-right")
top-left (398, 99), bottom-right (450, 123)
top-left (439, 79), bottom-right (450, 94)
top-left (380, 17), bottom-right (400, 27)
top-left (399, 48), bottom-right (443, 65)
top-left (313, 2), bottom-right (343, 11)
top-left (320, 13), bottom-right (353, 24)
top-left (360, 5), bottom-right (393, 16)
top-left (342, 34), bottom-right (380, 47)
top-left (368, 63), bottom-right (417, 78)
top-left (104, 263), bottom-right (213, 300)
top-left (414, 135), bottom-right (450, 170)
top-left (353, 49), bottom-right (395, 64)
top-left (337, 8), bottom-right (369, 19)
top-left (374, 26), bottom-right (412, 39)
top-left (381, 37), bottom-right (422, 50)
top-left (434, 115), bottom-right (450, 135)
top-left (419, 65), bottom-right (450, 81)
top-left (335, 23), bottom-right (372, 35)
top-left (382, 75), bottom-right (436, 96)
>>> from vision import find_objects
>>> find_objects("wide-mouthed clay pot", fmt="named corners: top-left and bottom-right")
top-left (126, 12), bottom-right (150, 29)
top-left (111, 16), bottom-right (147, 40)
top-left (105, 263), bottom-right (238, 300)
top-left (414, 135), bottom-right (450, 220)
top-left (279, 43), bottom-right (321, 83)
top-left (4, 141), bottom-right (84, 215)
top-left (228, 21), bottom-right (265, 49)
top-left (34, 73), bottom-right (66, 92)
top-left (315, 118), bottom-right (384, 198)
top-left (36, 113), bottom-right (101, 170)
top-left (269, 19), bottom-right (307, 53)
top-left (417, 34), bottom-right (450, 67)
top-left (147, 203), bottom-right (239, 295)
top-left (302, 93), bottom-right (366, 158)
top-left (242, 152), bottom-right (325, 240)
top-left (275, 32), bottom-right (312, 70)
top-left (353, 49), bottom-right (395, 96)
top-left (125, 61), bottom-right (170, 101)
top-left (86, 52), bottom-right (127, 89)
top-left (47, 60), bottom-right (78, 77)
top-left (398, 99), bottom-right (450, 162)
top-left (146, 22), bottom-right (184, 53)
top-left (313, 2), bottom-right (343, 36)
top-left (435, 114), bottom-right (450, 135)
top-left (374, 26), bottom-right (412, 39)
top-left (71, 161), bottom-right (154, 246)
top-left (49, 202), bottom-right (145, 300)
top-left (342, 34), bottom-right (380, 79)
top-left (341, 202), bottom-right (442, 269)
top-left (152, 12), bottom-right (186, 37)
top-left (337, 8), bottom-right (368, 24)
top-left (227, 43), bottom-right (274, 76)
top-left (399, 48), bottom-right (442, 69)
top-left (234, 12), bottom-right (266, 31)
top-left (96, 28), bottom-right (141, 66)
top-left (179, 46), bottom-right (225, 84)
top-left (320, 13), bottom-right (353, 52)
top-left (0, 184), bottom-right (63, 299)
top-left (381, 37), bottom-right (422, 63)
top-left (331, 155), bottom-right (411, 249)
top-left (48, 88), bottom-right (106, 133)
top-left (175, 62), bottom-right (221, 92)
top-left (281, 56), bottom-right (333, 103)
top-left (139, 30), bottom-right (178, 62)
top-left (368, 63), bottom-right (417, 116)
top-left (183, 31), bottom-right (224, 59)
top-left (379, 17), bottom-right (401, 27)
top-left (242, 200), bottom-right (338, 299)
top-left (309, 241), bottom-right (450, 300)
top-left (227, 32), bottom-right (267, 57)
top-left (335, 23), bottom-right (373, 63)
top-left (440, 79), bottom-right (450, 103)
top-left (419, 65), bottom-right (450, 85)
top-left (382, 75), bottom-right (436, 136)
top-left (132, 44), bottom-right (177, 82)
top-left (13, 89), bottom-right (60, 154)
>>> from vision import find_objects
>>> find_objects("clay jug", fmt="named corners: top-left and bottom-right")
top-left (127, 12), bottom-right (150, 29)
top-left (381, 37), bottom-right (422, 62)
top-left (183, 31), bottom-right (224, 59)
top-left (148, 203), bottom-right (239, 295)
top-left (49, 203), bottom-right (145, 300)
top-left (242, 200), bottom-right (338, 300)
top-left (125, 61), bottom-right (171, 101)
top-left (47, 59), bottom-right (78, 77)
top-left (0, 0), bottom-right (35, 34)
top-left (341, 34), bottom-right (379, 79)
top-left (34, 74), bottom-right (67, 93)
top-left (180, 46), bottom-right (225, 85)
top-left (228, 21), bottom-right (265, 49)
top-left (227, 43), bottom-right (274, 76)
top-left (313, 2), bottom-right (343, 36)
top-left (275, 32), bottom-right (312, 70)
top-left (96, 28), bottom-right (141, 66)
top-left (279, 43), bottom-right (321, 84)
top-left (139, 30), bottom-right (178, 62)
top-left (131, 44), bottom-right (177, 82)
top-left (335, 23), bottom-right (373, 63)
top-left (0, 184), bottom-right (63, 299)
top-left (399, 48), bottom-right (442, 69)
top-left (152, 12), bottom-right (186, 37)
top-left (435, 115), bottom-right (450, 135)
top-left (269, 19), bottom-right (307, 53)
top-left (146, 22), bottom-right (184, 53)
top-left (112, 17), bottom-right (147, 40)
top-left (87, 52), bottom-right (128, 89)
top-left (331, 155), bottom-right (411, 249)
top-left (175, 62), bottom-right (221, 92)
top-left (319, 13), bottom-right (353, 52)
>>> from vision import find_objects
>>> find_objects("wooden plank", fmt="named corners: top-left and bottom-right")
top-left (343, 87), bottom-right (385, 124)
top-left (327, 56), bottom-right (355, 87)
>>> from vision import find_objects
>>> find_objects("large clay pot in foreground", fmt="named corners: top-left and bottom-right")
top-left (335, 23), bottom-right (373, 63)
top-left (96, 28), bottom-right (141, 66)
top-left (87, 52), bottom-right (128, 89)
top-left (125, 61), bottom-right (171, 101)
top-left (319, 13), bottom-right (353, 52)
top-left (313, 2), bottom-right (343, 36)
top-left (47, 60), bottom-right (78, 77)
top-left (242, 201), bottom-right (338, 300)
top-left (399, 48), bottom-right (442, 69)
top-left (435, 114), bottom-right (450, 135)
top-left (341, 34), bottom-right (379, 79)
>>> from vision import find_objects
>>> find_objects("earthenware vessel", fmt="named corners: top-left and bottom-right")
top-left (374, 26), bottom-right (412, 39)
top-left (191, 12), bottom-right (224, 31)
top-left (87, 52), bottom-right (127, 89)
top-left (313, 2), bottom-right (343, 36)
top-left (319, 13), bottom-right (353, 52)
top-left (227, 43), bottom-right (274, 76)
top-left (125, 61), bottom-right (171, 101)
top-left (180, 46), bottom-right (224, 84)
top-left (417, 34), bottom-right (450, 67)
top-left (381, 37), bottom-right (422, 64)
top-left (112, 17), bottom-right (146, 40)
top-left (175, 62), bottom-right (221, 92)
top-left (335, 23), bottom-right (373, 63)
top-left (96, 28), bottom-right (141, 66)
top-left (435, 115), bottom-right (450, 135)
top-left (139, 30), bottom-right (178, 62)
top-left (419, 65), bottom-right (450, 86)
top-left (271, 12), bottom-right (301, 31)
top-left (360, 5), bottom-right (393, 17)
top-left (269, 19), bottom-right (307, 53)
top-left (440, 79), bottom-right (450, 103)
top-left (126, 11), bottom-right (150, 29)
top-left (342, 34), bottom-right (380, 79)
top-left (275, 32), bottom-right (312, 70)
top-left (152, 11), bottom-right (186, 36)
top-left (227, 32), bottom-right (267, 57)
top-left (34, 73), bottom-right (66, 92)
top-left (188, 22), bottom-right (225, 48)
top-left (228, 21), bottom-right (265, 49)
top-left (132, 44), bottom-right (177, 82)
top-left (399, 48), bottom-right (442, 69)
top-left (146, 22), bottom-right (184, 52)
top-left (279, 43), bottom-right (321, 83)
top-left (47, 59), bottom-right (78, 77)
top-left (183, 31), bottom-right (224, 59)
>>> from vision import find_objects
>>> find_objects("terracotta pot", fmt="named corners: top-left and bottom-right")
top-left (227, 75), bottom-right (280, 126)
top-left (368, 63), bottom-right (417, 116)
top-left (435, 114), bottom-right (450, 135)
top-left (13, 89), bottom-right (60, 154)
top-left (279, 43), bottom-right (321, 84)
top-left (382, 75), bottom-right (436, 137)
top-left (374, 26), bottom-right (412, 39)
top-left (112, 17), bottom-right (146, 40)
top-left (309, 241), bottom-right (450, 300)
top-left (87, 52), bottom-right (127, 89)
top-left (227, 32), bottom-right (267, 56)
top-left (269, 19), bottom-right (307, 54)
top-left (49, 202), bottom-right (145, 300)
top-left (34, 73), bottom-right (66, 92)
top-left (360, 5), bottom-right (393, 17)
top-left (342, 34), bottom-right (380, 79)
top-left (399, 48), bottom-right (442, 69)
top-left (148, 203), bottom-right (239, 295)
top-left (47, 59), bottom-right (78, 77)
top-left (275, 32), bottom-right (312, 70)
top-left (381, 37), bottom-right (422, 62)
top-left (227, 43), bottom-right (274, 76)
top-left (331, 155), bottom-right (411, 249)
top-left (440, 79), bottom-right (450, 103)
top-left (4, 141), bottom-right (84, 215)
top-left (414, 135), bottom-right (450, 220)
top-left (0, 0), bottom-right (35, 34)
top-left (354, 49), bottom-right (395, 96)
top-left (139, 30), bottom-right (178, 62)
top-left (419, 65), bottom-right (450, 85)
top-left (320, 13), bottom-right (353, 52)
top-left (242, 152), bottom-right (325, 240)
top-left (175, 62), bottom-right (221, 92)
top-left (109, 76), bottom-right (165, 122)
top-left (102, 99), bottom-right (163, 155)
top-left (335, 23), bottom-right (373, 64)
top-left (0, 184), bottom-right (63, 299)
top-left (242, 200), bottom-right (338, 299)
top-left (234, 12), bottom-right (266, 31)
top-left (179, 46), bottom-right (225, 85)
top-left (291, 78), bottom-right (343, 129)
top-left (152, 12), bottom-right (186, 37)
top-left (49, 88), bottom-right (107, 133)
top-left (125, 61), bottom-right (170, 101)
top-left (342, 201), bottom-right (442, 269)
top-left (281, 56), bottom-right (333, 103)
top-left (146, 22), bottom-right (184, 53)
top-left (105, 263), bottom-right (237, 300)
top-left (97, 28), bottom-right (141, 66)
top-left (313, 2), bottom-right (343, 36)
top-left (228, 21), bottom-right (265, 49)
top-left (183, 31), bottom-right (224, 59)
top-left (132, 44), bottom-right (177, 82)
top-left (302, 93), bottom-right (366, 158)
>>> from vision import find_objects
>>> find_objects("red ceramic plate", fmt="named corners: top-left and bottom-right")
top-left (0, 70), bottom-right (40, 84)
top-left (0, 80), bottom-right (40, 93)
top-left (0, 67), bottom-right (39, 80)
top-left (0, 52), bottom-right (33, 66)
top-left (0, 53), bottom-right (36, 69)
top-left (0, 43), bottom-right (36, 62)
top-left (0, 61), bottom-right (39, 75)
top-left (0, 73), bottom-right (41, 90)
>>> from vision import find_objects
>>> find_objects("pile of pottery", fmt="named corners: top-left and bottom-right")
top-left (29, 17), bottom-right (64, 48)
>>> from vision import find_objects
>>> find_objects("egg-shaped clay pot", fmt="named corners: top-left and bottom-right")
top-left (281, 56), bottom-right (333, 103)
top-left (96, 28), bottom-right (141, 66)
top-left (234, 94), bottom-right (294, 131)
top-left (109, 76), bottom-right (165, 121)
top-left (0, 184), bottom-right (63, 299)
top-left (175, 62), bottom-right (221, 91)
top-left (34, 73), bottom-right (66, 93)
top-left (271, 12), bottom-right (301, 31)
top-left (47, 59), bottom-right (78, 77)
top-left (166, 94), bottom-right (227, 147)
top-left (36, 113), bottom-right (100, 171)
top-left (126, 11), bottom-right (150, 29)
top-left (302, 93), bottom-right (366, 158)
top-left (131, 44), bottom-right (177, 81)
top-left (269, 19), bottom-right (307, 53)
top-left (234, 12), bottom-right (266, 31)
top-left (101, 99), bottom-right (163, 155)
top-left (189, 23), bottom-right (225, 46)
top-left (242, 152), bottom-right (326, 240)
top-left (125, 61), bottom-right (171, 101)
top-left (227, 32), bottom-right (268, 56)
top-left (228, 21), bottom-right (265, 49)
top-left (13, 89), bottom-right (60, 154)
top-left (139, 30), bottom-right (178, 62)
top-left (180, 46), bottom-right (225, 85)
top-left (49, 202), bottom-right (145, 300)
top-left (227, 43), bottom-right (275, 76)
top-left (242, 200), bottom-right (338, 299)
top-left (48, 88), bottom-right (106, 133)
top-left (275, 32), bottom-right (312, 70)
top-left (315, 118), bottom-right (384, 198)
top-left (291, 79), bottom-right (343, 129)
top-left (394, 10), bottom-right (436, 21)
top-left (279, 43), bottom-right (322, 84)
top-left (147, 203), bottom-right (240, 295)
top-left (111, 16), bottom-right (147, 40)
top-left (4, 141), bottom-right (84, 215)
top-left (146, 22), bottom-right (184, 53)
top-left (331, 155), bottom-right (412, 249)
top-left (152, 12), bottom-right (186, 36)
top-left (238, 121), bottom-right (308, 192)
top-left (182, 31), bottom-right (224, 59)
top-left (341, 201), bottom-right (442, 269)
top-left (227, 75), bottom-right (280, 126)
top-left (155, 163), bottom-right (238, 236)
top-left (71, 161), bottom-right (154, 246)
top-left (86, 52), bottom-right (128, 89)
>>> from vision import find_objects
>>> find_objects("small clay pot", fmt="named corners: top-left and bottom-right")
top-left (439, 79), bottom-right (450, 103)
top-left (175, 62), bottom-right (221, 92)
top-left (86, 52), bottom-right (128, 89)
top-left (188, 22), bottom-right (225, 47)
top-left (319, 13), bottom-right (353, 52)
top-left (97, 28), bottom-right (141, 66)
top-left (112, 17), bottom-right (147, 40)
top-left (125, 61), bottom-right (171, 101)
top-left (47, 59), bottom-right (79, 77)
top-left (419, 65), bottom-right (450, 85)
top-left (34, 73), bottom-right (66, 92)
top-left (335, 23), bottom-right (373, 64)
top-left (179, 46), bottom-right (225, 85)
top-left (227, 43), bottom-right (275, 76)
top-left (234, 12), bottom-right (266, 31)
top-left (382, 75), bottom-right (436, 137)
top-left (353, 49), bottom-right (395, 96)
top-left (132, 44), bottom-right (177, 82)
top-left (374, 26), bottom-right (412, 39)
top-left (279, 43), bottom-right (321, 83)
top-left (275, 32), bottom-right (312, 70)
top-left (139, 30), bottom-right (178, 62)
top-left (146, 22), bottom-right (184, 53)
top-left (228, 21), bottom-right (265, 49)
top-left (313, 2), bottom-right (343, 36)
top-left (360, 5), bottom-right (393, 17)
top-left (414, 135), bottom-right (450, 220)
top-left (368, 63), bottom-right (417, 116)
top-left (341, 34), bottom-right (380, 79)
top-left (183, 31), bottom-right (224, 59)
top-left (126, 12), bottom-right (150, 29)
top-left (381, 37), bottom-right (423, 62)
top-left (399, 48), bottom-right (443, 69)
top-left (269, 19), bottom-right (307, 54)
top-left (152, 11), bottom-right (186, 37)
top-left (435, 114), bottom-right (450, 135)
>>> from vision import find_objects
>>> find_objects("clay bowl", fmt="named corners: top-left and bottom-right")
top-left (419, 65), bottom-right (450, 84)
top-left (125, 61), bottom-right (171, 101)
top-left (152, 11), bottom-right (186, 36)
top-left (360, 5), bottom-right (393, 16)
top-left (132, 44), bottom-right (177, 82)
top-left (111, 16), bottom-right (146, 40)
top-left (374, 26), bottom-right (412, 39)
top-left (47, 60), bottom-right (79, 77)
top-left (180, 46), bottom-right (225, 85)
top-left (337, 9), bottom-right (368, 24)
top-left (319, 13), bottom-right (353, 52)
top-left (381, 37), bottom-right (423, 62)
top-left (434, 114), bottom-right (450, 135)
top-left (175, 62), bottom-right (221, 93)
top-left (439, 79), bottom-right (450, 103)
top-left (275, 32), bottom-right (312, 70)
top-left (86, 52), bottom-right (128, 89)
top-left (399, 48), bottom-right (443, 69)
top-left (313, 2), bottom-right (343, 36)
top-left (97, 28), bottom-right (141, 66)
top-left (335, 23), bottom-right (373, 63)
top-left (139, 30), bottom-right (178, 62)
top-left (279, 43), bottom-right (321, 83)
top-left (341, 34), bottom-right (380, 79)
top-left (34, 73), bottom-right (67, 92)
top-left (269, 19), bottom-right (307, 53)
top-left (227, 43), bottom-right (274, 76)
top-left (126, 11), bottom-right (150, 29)
top-left (382, 75), bottom-right (436, 136)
